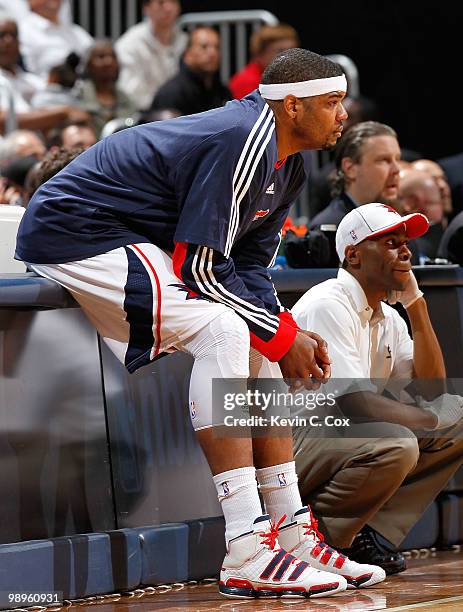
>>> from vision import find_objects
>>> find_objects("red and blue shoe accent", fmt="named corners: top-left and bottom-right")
top-left (219, 514), bottom-right (347, 599)
top-left (278, 507), bottom-right (386, 589)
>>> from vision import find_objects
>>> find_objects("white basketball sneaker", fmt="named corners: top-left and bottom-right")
top-left (219, 514), bottom-right (348, 599)
top-left (278, 507), bottom-right (386, 589)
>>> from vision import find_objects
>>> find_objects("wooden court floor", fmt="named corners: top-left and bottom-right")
top-left (71, 549), bottom-right (463, 612)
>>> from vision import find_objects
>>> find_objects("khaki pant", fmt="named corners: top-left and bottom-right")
top-left (293, 420), bottom-right (463, 548)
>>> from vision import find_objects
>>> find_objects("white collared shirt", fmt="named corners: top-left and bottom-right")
top-left (0, 0), bottom-right (71, 24)
top-left (0, 67), bottom-right (45, 112)
top-left (115, 21), bottom-right (187, 111)
top-left (292, 268), bottom-right (414, 394)
top-left (19, 11), bottom-right (93, 77)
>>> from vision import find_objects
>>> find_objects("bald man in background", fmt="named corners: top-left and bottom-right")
top-left (411, 159), bottom-right (452, 218)
top-left (398, 169), bottom-right (445, 262)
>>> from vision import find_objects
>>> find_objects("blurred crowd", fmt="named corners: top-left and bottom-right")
top-left (1, 0), bottom-right (463, 267)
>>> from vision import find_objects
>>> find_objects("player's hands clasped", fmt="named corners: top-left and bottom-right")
top-left (387, 271), bottom-right (423, 309)
top-left (417, 393), bottom-right (463, 430)
top-left (279, 329), bottom-right (331, 391)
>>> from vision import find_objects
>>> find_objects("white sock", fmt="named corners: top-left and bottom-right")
top-left (256, 461), bottom-right (302, 524)
top-left (213, 466), bottom-right (263, 545)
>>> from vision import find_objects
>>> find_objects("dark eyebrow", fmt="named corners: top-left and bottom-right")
top-left (326, 91), bottom-right (346, 101)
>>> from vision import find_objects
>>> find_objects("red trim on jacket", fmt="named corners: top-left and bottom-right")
top-left (250, 313), bottom-right (297, 362)
top-left (279, 310), bottom-right (298, 329)
top-left (173, 241), bottom-right (188, 280)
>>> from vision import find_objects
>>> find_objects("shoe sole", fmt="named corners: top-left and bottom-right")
top-left (219, 581), bottom-right (345, 599)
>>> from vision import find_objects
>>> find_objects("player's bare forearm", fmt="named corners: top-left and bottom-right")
top-left (338, 391), bottom-right (438, 430)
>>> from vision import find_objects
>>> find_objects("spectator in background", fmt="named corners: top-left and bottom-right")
top-left (60, 123), bottom-right (97, 149)
top-left (0, 154), bottom-right (39, 205)
top-left (115, 0), bottom-right (187, 112)
top-left (308, 95), bottom-right (381, 218)
top-left (19, 0), bottom-right (93, 77)
top-left (0, 15), bottom-right (45, 109)
top-left (0, 14), bottom-right (89, 135)
top-left (0, 175), bottom-right (21, 205)
top-left (309, 122), bottom-right (401, 229)
top-left (0, 0), bottom-right (72, 24)
top-left (0, 130), bottom-right (46, 162)
top-left (73, 40), bottom-right (137, 137)
top-left (438, 152), bottom-right (463, 218)
top-left (398, 169), bottom-right (445, 261)
top-left (45, 121), bottom-right (97, 149)
top-left (31, 56), bottom-right (80, 109)
top-left (229, 24), bottom-right (299, 99)
top-left (150, 27), bottom-right (230, 117)
top-left (411, 159), bottom-right (452, 218)
top-left (0, 129), bottom-right (47, 205)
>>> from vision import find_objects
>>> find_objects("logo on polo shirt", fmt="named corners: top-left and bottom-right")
top-left (189, 400), bottom-right (197, 419)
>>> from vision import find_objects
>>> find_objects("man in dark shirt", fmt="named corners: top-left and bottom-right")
top-left (150, 26), bottom-right (231, 116)
top-left (438, 210), bottom-right (463, 263)
top-left (309, 121), bottom-right (401, 230)
top-left (438, 152), bottom-right (463, 218)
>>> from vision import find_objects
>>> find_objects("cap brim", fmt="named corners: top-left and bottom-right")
top-left (367, 212), bottom-right (429, 241)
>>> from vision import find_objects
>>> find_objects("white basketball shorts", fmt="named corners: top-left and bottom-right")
top-left (30, 243), bottom-right (232, 373)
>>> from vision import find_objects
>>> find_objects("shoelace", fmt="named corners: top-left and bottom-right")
top-left (303, 513), bottom-right (346, 562)
top-left (260, 514), bottom-right (286, 551)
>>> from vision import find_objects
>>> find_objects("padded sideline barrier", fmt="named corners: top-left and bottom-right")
top-left (107, 529), bottom-right (142, 591)
top-left (0, 521), bottom-right (221, 609)
top-left (438, 494), bottom-right (463, 547)
top-left (1, 270), bottom-right (463, 606)
top-left (0, 534), bottom-right (114, 602)
top-left (399, 501), bottom-right (439, 551)
top-left (186, 516), bottom-right (226, 580)
top-left (135, 524), bottom-right (189, 585)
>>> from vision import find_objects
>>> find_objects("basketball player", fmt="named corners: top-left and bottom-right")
top-left (16, 48), bottom-right (385, 598)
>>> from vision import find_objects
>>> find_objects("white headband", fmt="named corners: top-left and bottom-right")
top-left (258, 75), bottom-right (347, 100)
